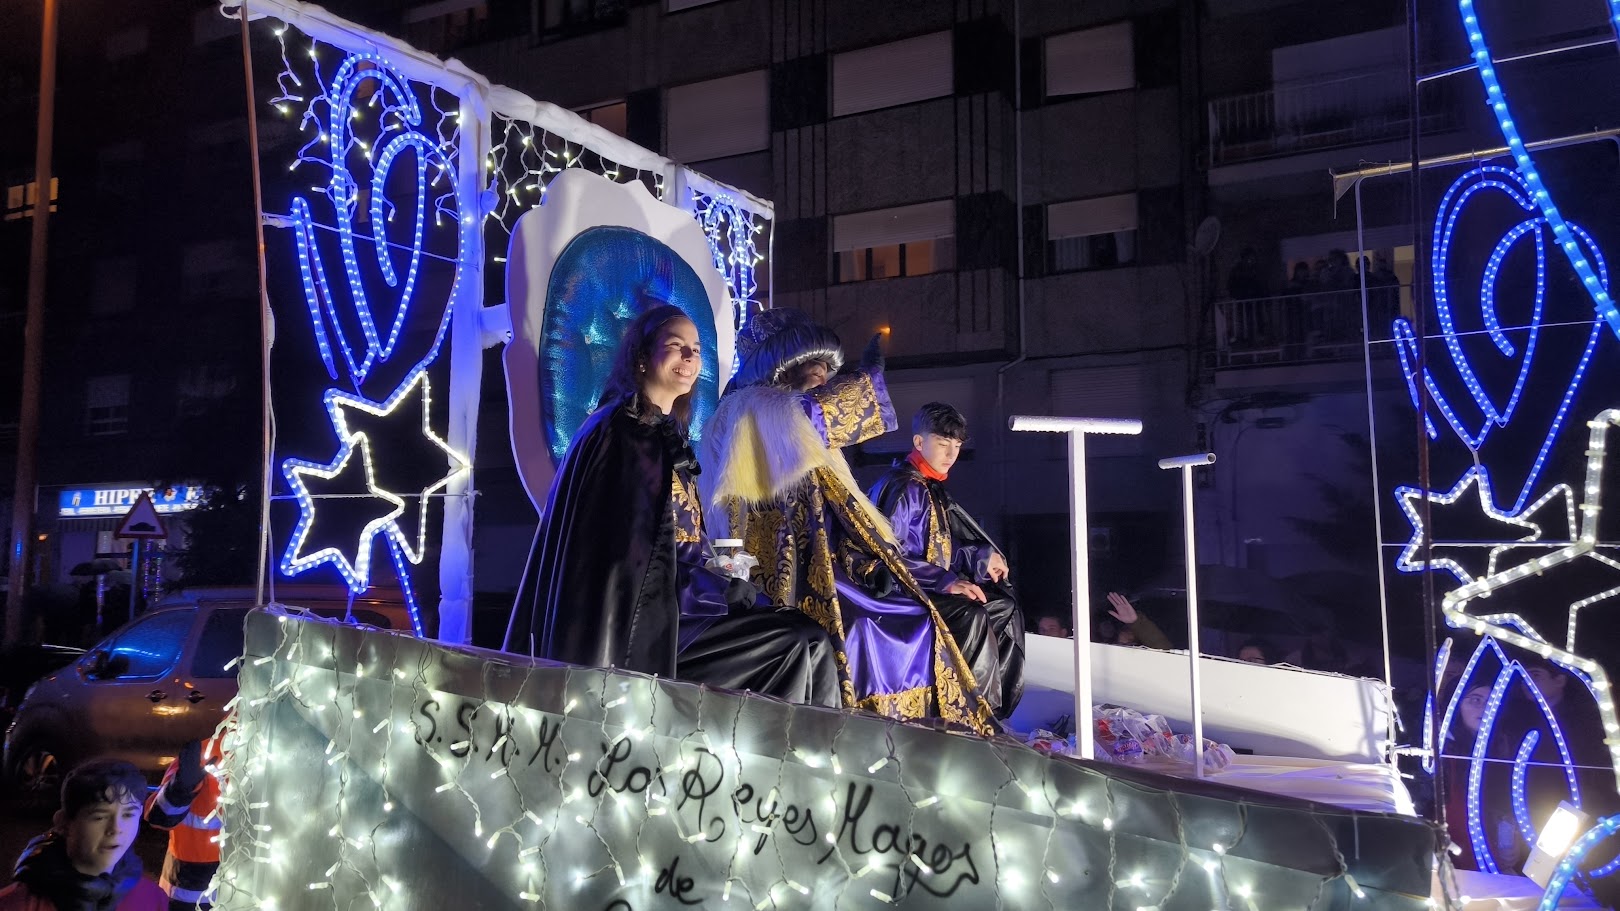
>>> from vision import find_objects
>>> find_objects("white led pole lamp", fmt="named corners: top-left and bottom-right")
top-left (1524, 801), bottom-right (1592, 889)
top-left (1009, 415), bottom-right (1144, 760)
top-left (1158, 452), bottom-right (1217, 777)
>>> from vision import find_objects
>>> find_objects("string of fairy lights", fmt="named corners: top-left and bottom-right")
top-left (207, 608), bottom-right (1430, 911)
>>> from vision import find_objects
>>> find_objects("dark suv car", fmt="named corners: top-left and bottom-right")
top-left (3, 584), bottom-right (409, 800)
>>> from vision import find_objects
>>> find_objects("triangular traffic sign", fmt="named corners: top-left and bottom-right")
top-left (115, 491), bottom-right (169, 539)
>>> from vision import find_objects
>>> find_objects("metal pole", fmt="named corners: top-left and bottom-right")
top-left (1010, 415), bottom-right (1143, 761)
top-left (127, 540), bottom-right (140, 625)
top-left (238, 2), bottom-right (276, 609)
top-left (1068, 430), bottom-right (1094, 760)
top-left (1159, 452), bottom-right (1216, 777)
top-left (5, 0), bottom-right (59, 647)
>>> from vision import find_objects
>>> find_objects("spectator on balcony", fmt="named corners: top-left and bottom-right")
top-left (1282, 262), bottom-right (1316, 350)
top-left (1226, 247), bottom-right (1268, 301)
top-left (1366, 253), bottom-right (1401, 334)
top-left (1285, 261), bottom-right (1315, 295)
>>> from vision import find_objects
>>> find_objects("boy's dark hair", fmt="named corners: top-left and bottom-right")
top-left (61, 758), bottom-right (147, 820)
top-left (912, 402), bottom-right (968, 440)
top-left (1236, 637), bottom-right (1276, 661)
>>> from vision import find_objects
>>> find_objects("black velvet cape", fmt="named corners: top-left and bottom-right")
top-left (504, 395), bottom-right (683, 675)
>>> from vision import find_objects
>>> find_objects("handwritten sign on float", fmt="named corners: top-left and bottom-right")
top-left (208, 608), bottom-right (1436, 911)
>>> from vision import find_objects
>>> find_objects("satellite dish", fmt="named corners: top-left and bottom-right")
top-left (1191, 216), bottom-right (1222, 257)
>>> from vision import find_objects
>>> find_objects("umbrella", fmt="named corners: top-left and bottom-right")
top-left (69, 558), bottom-right (127, 577)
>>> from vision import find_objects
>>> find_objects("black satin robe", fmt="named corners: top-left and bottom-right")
top-left (505, 396), bottom-right (841, 708)
top-left (505, 397), bottom-right (685, 673)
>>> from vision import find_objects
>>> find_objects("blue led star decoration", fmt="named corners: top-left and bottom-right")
top-left (271, 39), bottom-right (476, 639)
top-left (326, 370), bottom-right (470, 565)
top-left (1393, 465), bottom-right (1574, 586)
top-left (280, 434), bottom-right (405, 598)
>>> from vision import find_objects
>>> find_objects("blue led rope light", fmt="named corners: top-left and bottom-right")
top-left (1458, 0), bottom-right (1620, 334)
top-left (292, 52), bottom-right (457, 387)
top-left (1466, 665), bottom-right (1517, 873)
top-left (690, 190), bottom-right (765, 336)
top-left (1436, 635), bottom-right (1586, 873)
top-left (1392, 165), bottom-right (1608, 512)
top-left (280, 433), bottom-right (405, 596)
top-left (272, 32), bottom-right (470, 637)
top-left (1512, 730), bottom-right (1541, 846)
top-left (1538, 816), bottom-right (1620, 910)
top-left (1392, 465), bottom-right (1561, 585)
top-left (1462, 660), bottom-right (1583, 873)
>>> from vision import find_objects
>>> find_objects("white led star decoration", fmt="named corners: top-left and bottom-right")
top-left (280, 433), bottom-right (405, 591)
top-left (1394, 465), bottom-right (1575, 585)
top-left (1442, 408), bottom-right (1620, 783)
top-left (326, 369), bottom-right (471, 565)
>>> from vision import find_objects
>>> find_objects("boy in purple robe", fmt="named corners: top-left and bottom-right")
top-left (869, 403), bottom-right (1024, 717)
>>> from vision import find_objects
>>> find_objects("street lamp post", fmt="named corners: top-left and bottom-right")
top-left (5, 0), bottom-right (59, 647)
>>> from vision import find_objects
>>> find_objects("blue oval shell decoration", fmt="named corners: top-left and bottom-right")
top-left (539, 225), bottom-right (720, 462)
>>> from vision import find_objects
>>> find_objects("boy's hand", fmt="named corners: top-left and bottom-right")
top-left (1106, 592), bottom-right (1138, 625)
top-left (986, 551), bottom-right (1009, 583)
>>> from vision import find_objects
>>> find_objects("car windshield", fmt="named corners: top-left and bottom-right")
top-left (94, 610), bottom-right (196, 678)
top-left (192, 606), bottom-right (396, 679)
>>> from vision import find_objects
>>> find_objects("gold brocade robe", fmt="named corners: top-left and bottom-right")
top-left (699, 370), bottom-right (995, 734)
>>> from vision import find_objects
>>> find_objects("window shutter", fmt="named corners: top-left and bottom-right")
top-left (832, 31), bottom-right (953, 117)
top-left (666, 70), bottom-right (769, 164)
top-left (1047, 193), bottom-right (1138, 240)
top-left (833, 200), bottom-right (954, 251)
top-left (87, 375), bottom-right (131, 408)
top-left (1045, 22), bottom-right (1134, 97)
top-left (1050, 365), bottom-right (1142, 418)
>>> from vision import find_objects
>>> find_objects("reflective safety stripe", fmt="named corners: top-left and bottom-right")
top-left (181, 811), bottom-right (224, 831)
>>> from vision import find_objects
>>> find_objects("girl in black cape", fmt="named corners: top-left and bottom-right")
top-left (504, 305), bottom-right (841, 707)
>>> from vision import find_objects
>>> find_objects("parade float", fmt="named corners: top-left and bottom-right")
top-left (199, 0), bottom-right (1620, 907)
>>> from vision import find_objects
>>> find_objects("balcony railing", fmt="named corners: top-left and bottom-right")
top-left (1207, 71), bottom-right (1461, 167)
top-left (1213, 286), bottom-right (1405, 368)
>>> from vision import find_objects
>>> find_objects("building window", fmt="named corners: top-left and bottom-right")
top-left (1048, 193), bottom-right (1138, 272)
top-left (86, 375), bottom-right (131, 436)
top-left (194, 6), bottom-right (239, 44)
top-left (1045, 22), bottom-right (1134, 98)
top-left (833, 200), bottom-right (955, 283)
top-left (182, 240), bottom-right (255, 300)
top-left (405, 0), bottom-right (489, 53)
top-left (1050, 364), bottom-right (1144, 454)
top-left (4, 177), bottom-right (58, 221)
top-left (187, 119), bottom-right (247, 173)
top-left (579, 101), bottom-right (628, 139)
top-left (105, 26), bottom-right (150, 62)
top-left (832, 31), bottom-right (953, 117)
top-left (540, 0), bottom-right (626, 37)
top-left (91, 256), bottom-right (138, 316)
top-left (666, 70), bottom-right (768, 163)
top-left (96, 141), bottom-right (144, 198)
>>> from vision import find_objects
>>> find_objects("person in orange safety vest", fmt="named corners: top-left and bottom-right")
top-left (142, 736), bottom-right (222, 911)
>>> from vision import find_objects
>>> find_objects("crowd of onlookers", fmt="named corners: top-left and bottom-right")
top-left (1030, 593), bottom-right (1371, 672)
top-left (1221, 247), bottom-right (1404, 354)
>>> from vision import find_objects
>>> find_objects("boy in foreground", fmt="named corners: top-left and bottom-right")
top-left (1, 758), bottom-right (166, 911)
